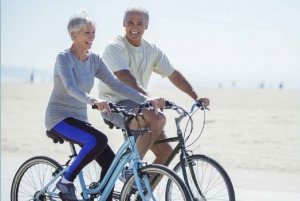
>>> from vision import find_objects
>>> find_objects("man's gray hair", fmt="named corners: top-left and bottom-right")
top-left (67, 9), bottom-right (96, 40)
top-left (123, 5), bottom-right (149, 25)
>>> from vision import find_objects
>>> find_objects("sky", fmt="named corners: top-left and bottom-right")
top-left (1, 0), bottom-right (300, 89)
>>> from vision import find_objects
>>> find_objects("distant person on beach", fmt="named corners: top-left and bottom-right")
top-left (232, 81), bottom-right (236, 88)
top-left (98, 5), bottom-right (210, 183)
top-left (45, 9), bottom-right (158, 201)
top-left (279, 82), bottom-right (284, 89)
top-left (260, 82), bottom-right (265, 89)
top-left (30, 68), bottom-right (34, 83)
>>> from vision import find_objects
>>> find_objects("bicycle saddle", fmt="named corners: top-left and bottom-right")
top-left (103, 119), bottom-right (121, 129)
top-left (46, 130), bottom-right (65, 144)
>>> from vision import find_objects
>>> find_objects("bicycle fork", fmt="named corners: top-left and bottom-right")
top-left (176, 117), bottom-right (205, 201)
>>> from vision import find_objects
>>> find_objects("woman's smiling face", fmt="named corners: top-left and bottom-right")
top-left (72, 23), bottom-right (95, 50)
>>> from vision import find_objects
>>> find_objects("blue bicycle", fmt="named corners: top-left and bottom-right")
top-left (10, 103), bottom-right (191, 201)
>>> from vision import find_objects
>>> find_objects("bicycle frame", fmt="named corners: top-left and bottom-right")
top-left (103, 101), bottom-right (235, 200)
top-left (151, 102), bottom-right (205, 199)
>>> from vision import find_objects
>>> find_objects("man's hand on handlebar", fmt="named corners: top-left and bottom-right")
top-left (197, 98), bottom-right (210, 107)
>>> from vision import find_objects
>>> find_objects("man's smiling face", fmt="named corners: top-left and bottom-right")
top-left (123, 12), bottom-right (148, 47)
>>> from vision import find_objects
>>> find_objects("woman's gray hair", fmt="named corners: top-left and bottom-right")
top-left (67, 9), bottom-right (96, 39)
top-left (123, 5), bottom-right (149, 25)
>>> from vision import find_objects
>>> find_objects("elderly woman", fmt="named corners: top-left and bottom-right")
top-left (45, 9), bottom-right (158, 201)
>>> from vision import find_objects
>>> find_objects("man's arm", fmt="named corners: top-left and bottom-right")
top-left (114, 69), bottom-right (148, 95)
top-left (168, 70), bottom-right (199, 101)
top-left (114, 69), bottom-right (168, 109)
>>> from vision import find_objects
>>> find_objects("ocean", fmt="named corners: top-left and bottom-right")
top-left (1, 67), bottom-right (53, 84)
top-left (1, 66), bottom-right (299, 91)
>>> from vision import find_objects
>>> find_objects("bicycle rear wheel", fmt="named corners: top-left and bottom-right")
top-left (169, 154), bottom-right (235, 201)
top-left (120, 164), bottom-right (191, 201)
top-left (10, 156), bottom-right (63, 201)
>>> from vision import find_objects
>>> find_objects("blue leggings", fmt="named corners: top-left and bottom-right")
top-left (51, 117), bottom-right (115, 201)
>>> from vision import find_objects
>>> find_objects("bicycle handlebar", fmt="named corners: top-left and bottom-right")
top-left (92, 102), bottom-right (152, 138)
top-left (92, 100), bottom-right (207, 146)
top-left (164, 100), bottom-right (209, 113)
top-left (92, 102), bottom-right (134, 117)
top-left (92, 102), bottom-right (152, 117)
top-left (92, 100), bottom-right (207, 117)
top-left (164, 100), bottom-right (209, 147)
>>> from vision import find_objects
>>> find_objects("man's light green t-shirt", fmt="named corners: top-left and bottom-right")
top-left (98, 35), bottom-right (175, 103)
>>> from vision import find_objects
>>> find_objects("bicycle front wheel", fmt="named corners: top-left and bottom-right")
top-left (10, 156), bottom-right (63, 201)
top-left (169, 154), bottom-right (235, 201)
top-left (120, 164), bottom-right (191, 201)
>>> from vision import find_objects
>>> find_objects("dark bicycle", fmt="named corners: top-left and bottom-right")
top-left (81, 100), bottom-right (235, 201)
top-left (155, 100), bottom-right (235, 201)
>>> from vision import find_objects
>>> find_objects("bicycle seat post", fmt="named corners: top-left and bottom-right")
top-left (69, 142), bottom-right (77, 156)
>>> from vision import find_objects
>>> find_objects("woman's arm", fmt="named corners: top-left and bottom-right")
top-left (56, 53), bottom-right (96, 105)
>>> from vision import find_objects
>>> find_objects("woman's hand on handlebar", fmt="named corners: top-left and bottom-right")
top-left (157, 97), bottom-right (166, 111)
top-left (93, 99), bottom-right (111, 115)
top-left (151, 97), bottom-right (166, 112)
top-left (145, 97), bottom-right (160, 114)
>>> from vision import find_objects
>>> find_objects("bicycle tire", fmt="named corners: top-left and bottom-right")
top-left (120, 164), bottom-right (191, 201)
top-left (10, 156), bottom-right (63, 201)
top-left (167, 154), bottom-right (235, 201)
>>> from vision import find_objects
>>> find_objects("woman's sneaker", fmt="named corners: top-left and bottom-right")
top-left (56, 179), bottom-right (78, 201)
top-left (119, 167), bottom-right (146, 189)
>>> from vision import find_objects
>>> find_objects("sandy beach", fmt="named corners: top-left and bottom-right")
top-left (1, 83), bottom-right (300, 200)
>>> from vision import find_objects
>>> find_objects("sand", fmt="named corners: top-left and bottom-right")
top-left (1, 83), bottom-right (300, 200)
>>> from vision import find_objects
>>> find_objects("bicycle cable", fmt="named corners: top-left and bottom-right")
top-left (185, 104), bottom-right (206, 149)
top-left (176, 105), bottom-right (194, 142)
top-left (183, 107), bottom-right (196, 144)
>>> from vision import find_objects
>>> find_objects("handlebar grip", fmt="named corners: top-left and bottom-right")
top-left (165, 100), bottom-right (173, 107)
top-left (138, 102), bottom-right (152, 113)
top-left (196, 100), bottom-right (203, 107)
top-left (108, 102), bottom-right (114, 109)
top-left (196, 100), bottom-right (210, 111)
top-left (92, 104), bottom-right (98, 109)
top-left (144, 102), bottom-right (151, 108)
